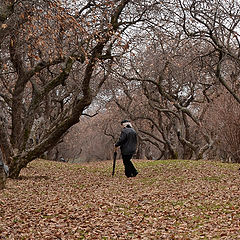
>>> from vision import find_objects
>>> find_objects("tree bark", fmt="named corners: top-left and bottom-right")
top-left (0, 160), bottom-right (6, 190)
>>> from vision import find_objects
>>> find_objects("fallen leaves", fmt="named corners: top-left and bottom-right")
top-left (0, 159), bottom-right (240, 239)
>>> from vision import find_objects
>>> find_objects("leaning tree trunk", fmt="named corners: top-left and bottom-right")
top-left (8, 160), bottom-right (24, 179)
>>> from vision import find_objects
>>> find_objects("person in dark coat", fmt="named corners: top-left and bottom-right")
top-left (115, 120), bottom-right (138, 178)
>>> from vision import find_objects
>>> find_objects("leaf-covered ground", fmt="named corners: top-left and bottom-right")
top-left (0, 159), bottom-right (240, 240)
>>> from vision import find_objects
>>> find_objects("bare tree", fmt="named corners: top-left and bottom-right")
top-left (108, 23), bottom-right (217, 159)
top-left (169, 0), bottom-right (240, 103)
top-left (205, 91), bottom-right (240, 163)
top-left (0, 0), bottom-right (156, 178)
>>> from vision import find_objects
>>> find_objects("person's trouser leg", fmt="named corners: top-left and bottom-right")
top-left (122, 154), bottom-right (138, 177)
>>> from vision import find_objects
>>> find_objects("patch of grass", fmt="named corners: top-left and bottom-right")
top-left (102, 237), bottom-right (109, 240)
top-left (140, 177), bottom-right (159, 185)
top-left (170, 200), bottom-right (186, 207)
top-left (77, 230), bottom-right (88, 239)
top-left (41, 214), bottom-right (57, 219)
top-left (202, 176), bottom-right (221, 182)
top-left (169, 175), bottom-right (187, 182)
top-left (72, 183), bottom-right (86, 189)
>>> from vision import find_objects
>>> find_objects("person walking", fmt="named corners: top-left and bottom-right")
top-left (114, 120), bottom-right (138, 178)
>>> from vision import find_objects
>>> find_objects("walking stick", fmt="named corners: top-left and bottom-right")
top-left (112, 151), bottom-right (117, 176)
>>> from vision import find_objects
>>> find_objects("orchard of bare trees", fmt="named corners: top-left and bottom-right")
top-left (0, 0), bottom-right (240, 178)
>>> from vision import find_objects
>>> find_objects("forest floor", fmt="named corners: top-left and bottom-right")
top-left (0, 159), bottom-right (240, 240)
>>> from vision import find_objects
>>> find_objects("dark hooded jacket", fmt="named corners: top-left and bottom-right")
top-left (115, 126), bottom-right (137, 155)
